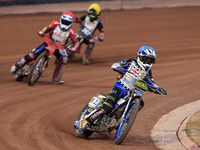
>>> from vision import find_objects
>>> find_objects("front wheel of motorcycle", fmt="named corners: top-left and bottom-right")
top-left (114, 98), bottom-right (140, 145)
top-left (27, 52), bottom-right (48, 86)
top-left (74, 101), bottom-right (94, 138)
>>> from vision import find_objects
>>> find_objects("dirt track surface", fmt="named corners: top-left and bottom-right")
top-left (1, 7), bottom-right (200, 150)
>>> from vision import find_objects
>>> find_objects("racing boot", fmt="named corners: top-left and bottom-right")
top-left (10, 64), bottom-right (20, 74)
top-left (82, 54), bottom-right (90, 65)
top-left (52, 79), bottom-right (64, 84)
top-left (82, 42), bottom-right (94, 65)
top-left (52, 61), bottom-right (65, 84)
top-left (10, 52), bottom-right (36, 74)
top-left (10, 58), bottom-right (26, 74)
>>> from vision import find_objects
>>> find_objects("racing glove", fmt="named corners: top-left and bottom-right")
top-left (68, 47), bottom-right (76, 53)
top-left (38, 31), bottom-right (45, 37)
top-left (111, 63), bottom-right (121, 69)
top-left (98, 30), bottom-right (105, 42)
top-left (74, 17), bottom-right (80, 23)
top-left (98, 32), bottom-right (105, 42)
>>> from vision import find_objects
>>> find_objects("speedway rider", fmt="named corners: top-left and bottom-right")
top-left (10, 11), bottom-right (80, 84)
top-left (74, 3), bottom-right (105, 65)
top-left (78, 46), bottom-right (167, 130)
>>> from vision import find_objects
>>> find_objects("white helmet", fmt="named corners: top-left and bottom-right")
top-left (60, 11), bottom-right (74, 31)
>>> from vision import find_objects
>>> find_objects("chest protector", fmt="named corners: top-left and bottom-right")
top-left (51, 26), bottom-right (70, 45)
top-left (120, 61), bottom-right (150, 90)
top-left (84, 16), bottom-right (99, 32)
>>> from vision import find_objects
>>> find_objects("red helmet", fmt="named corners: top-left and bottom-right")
top-left (60, 11), bottom-right (74, 31)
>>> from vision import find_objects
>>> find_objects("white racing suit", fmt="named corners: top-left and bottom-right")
top-left (77, 15), bottom-right (105, 64)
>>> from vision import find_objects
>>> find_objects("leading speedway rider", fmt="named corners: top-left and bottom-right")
top-left (78, 46), bottom-right (167, 130)
top-left (10, 11), bottom-right (80, 84)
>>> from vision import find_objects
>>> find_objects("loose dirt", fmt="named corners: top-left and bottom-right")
top-left (0, 6), bottom-right (200, 150)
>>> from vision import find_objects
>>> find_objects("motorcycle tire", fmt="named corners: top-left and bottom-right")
top-left (114, 98), bottom-right (140, 145)
top-left (74, 101), bottom-right (94, 138)
top-left (27, 52), bottom-right (48, 86)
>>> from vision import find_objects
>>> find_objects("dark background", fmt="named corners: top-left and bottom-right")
top-left (0, 0), bottom-right (111, 6)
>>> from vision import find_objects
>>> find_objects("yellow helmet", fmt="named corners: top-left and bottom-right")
top-left (87, 3), bottom-right (101, 19)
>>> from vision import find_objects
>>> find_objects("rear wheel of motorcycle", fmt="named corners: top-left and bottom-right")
top-left (27, 52), bottom-right (48, 86)
top-left (114, 98), bottom-right (140, 145)
top-left (74, 101), bottom-right (94, 138)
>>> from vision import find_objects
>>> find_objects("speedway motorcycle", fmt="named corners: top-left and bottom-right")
top-left (14, 35), bottom-right (65, 86)
top-left (74, 90), bottom-right (141, 145)
top-left (74, 67), bottom-right (144, 144)
top-left (74, 68), bottom-right (166, 144)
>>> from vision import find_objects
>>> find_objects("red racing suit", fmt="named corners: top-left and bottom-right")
top-left (12, 20), bottom-right (80, 82)
top-left (38, 20), bottom-right (79, 51)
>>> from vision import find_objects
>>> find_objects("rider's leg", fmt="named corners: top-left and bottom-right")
top-left (10, 43), bottom-right (46, 74)
top-left (78, 86), bottom-right (123, 130)
top-left (52, 49), bottom-right (68, 84)
top-left (82, 40), bottom-right (95, 65)
top-left (85, 86), bottom-right (123, 124)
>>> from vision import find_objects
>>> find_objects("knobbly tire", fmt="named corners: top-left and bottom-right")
top-left (74, 101), bottom-right (94, 138)
top-left (114, 98), bottom-right (140, 145)
top-left (27, 52), bottom-right (48, 86)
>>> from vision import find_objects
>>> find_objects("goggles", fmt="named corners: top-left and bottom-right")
top-left (61, 19), bottom-right (72, 26)
top-left (139, 56), bottom-right (156, 64)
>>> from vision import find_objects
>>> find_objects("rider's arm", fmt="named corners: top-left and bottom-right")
top-left (148, 69), bottom-right (156, 84)
top-left (143, 75), bottom-right (159, 93)
top-left (38, 20), bottom-right (58, 37)
top-left (111, 58), bottom-right (135, 70)
top-left (96, 20), bottom-right (105, 41)
top-left (67, 28), bottom-right (80, 52)
top-left (74, 15), bottom-right (86, 23)
top-left (111, 58), bottom-right (135, 75)
top-left (120, 58), bottom-right (136, 66)
top-left (144, 75), bottom-right (167, 95)
top-left (79, 15), bottom-right (87, 22)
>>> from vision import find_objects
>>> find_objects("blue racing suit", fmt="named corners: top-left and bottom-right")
top-left (86, 58), bottom-right (166, 123)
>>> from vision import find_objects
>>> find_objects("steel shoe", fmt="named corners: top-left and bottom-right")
top-left (10, 65), bottom-right (18, 74)
top-left (52, 79), bottom-right (64, 84)
top-left (82, 55), bottom-right (90, 65)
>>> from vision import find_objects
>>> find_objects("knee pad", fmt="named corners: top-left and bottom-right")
top-left (88, 42), bottom-right (95, 49)
top-left (24, 52), bottom-right (36, 62)
top-left (102, 87), bottom-right (121, 111)
top-left (29, 52), bottom-right (36, 59)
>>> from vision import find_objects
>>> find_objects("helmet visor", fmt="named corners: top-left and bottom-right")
top-left (61, 19), bottom-right (72, 26)
top-left (88, 8), bottom-right (98, 18)
top-left (139, 56), bottom-right (156, 64)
